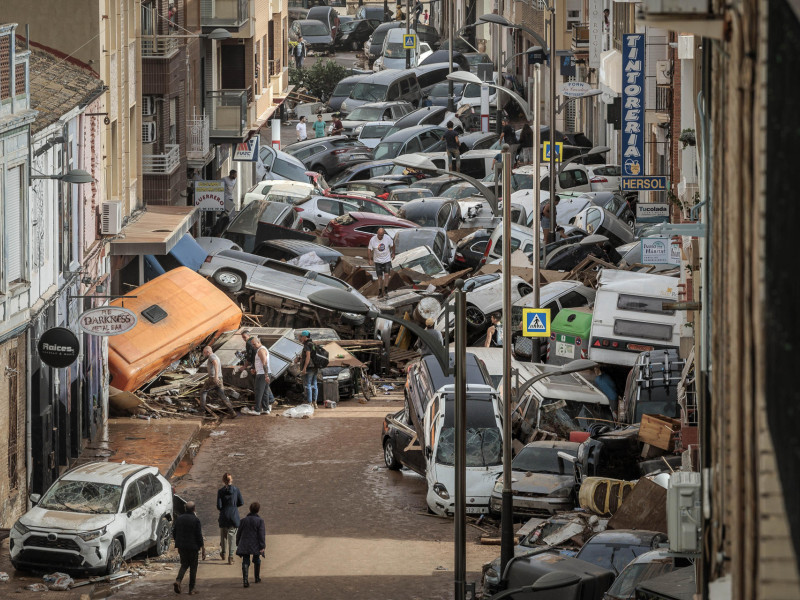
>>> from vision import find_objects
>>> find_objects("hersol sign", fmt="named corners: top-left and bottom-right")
top-left (78, 306), bottom-right (138, 336)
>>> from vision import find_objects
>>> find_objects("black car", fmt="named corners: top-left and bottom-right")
top-left (452, 228), bottom-right (491, 272)
top-left (459, 131), bottom-right (498, 150)
top-left (330, 177), bottom-right (410, 198)
top-left (289, 19), bottom-right (334, 54)
top-left (253, 239), bottom-right (344, 267)
top-left (355, 4), bottom-right (392, 22)
top-left (422, 81), bottom-right (466, 108)
top-left (327, 159), bottom-right (396, 185)
top-left (413, 23), bottom-right (442, 49)
top-left (410, 175), bottom-right (461, 197)
top-left (581, 191), bottom-right (635, 228)
top-left (283, 136), bottom-right (373, 178)
top-left (419, 49), bottom-right (470, 71)
top-left (575, 530), bottom-right (669, 576)
top-left (398, 198), bottom-right (461, 231)
top-left (335, 18), bottom-right (379, 50)
top-left (366, 22), bottom-right (404, 64)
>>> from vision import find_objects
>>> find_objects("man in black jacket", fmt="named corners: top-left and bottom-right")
top-left (173, 501), bottom-right (205, 594)
top-left (217, 472), bottom-right (243, 564)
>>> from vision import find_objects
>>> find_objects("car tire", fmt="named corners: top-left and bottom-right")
top-left (383, 439), bottom-right (402, 470)
top-left (465, 304), bottom-right (486, 329)
top-left (149, 515), bottom-right (171, 557)
top-left (106, 538), bottom-right (124, 575)
top-left (301, 220), bottom-right (317, 233)
top-left (213, 270), bottom-right (244, 292)
top-left (351, 40), bottom-right (360, 51)
top-left (314, 165), bottom-right (328, 179)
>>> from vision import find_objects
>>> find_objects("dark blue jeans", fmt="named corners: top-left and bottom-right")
top-left (303, 370), bottom-right (318, 404)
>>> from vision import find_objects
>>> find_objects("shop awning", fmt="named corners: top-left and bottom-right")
top-left (109, 206), bottom-right (199, 256)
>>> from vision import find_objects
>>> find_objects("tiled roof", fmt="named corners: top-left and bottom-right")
top-left (28, 46), bottom-right (105, 134)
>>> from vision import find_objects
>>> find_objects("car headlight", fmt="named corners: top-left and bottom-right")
top-left (13, 521), bottom-right (30, 536)
top-left (493, 480), bottom-right (503, 493)
top-left (354, 125), bottom-right (364, 135)
top-left (433, 483), bottom-right (449, 499)
top-left (551, 486), bottom-right (573, 498)
top-left (484, 564), bottom-right (499, 581)
top-left (337, 369), bottom-right (352, 382)
top-left (76, 526), bottom-right (107, 542)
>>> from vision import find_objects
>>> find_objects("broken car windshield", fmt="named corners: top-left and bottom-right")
top-left (39, 480), bottom-right (122, 514)
top-left (436, 427), bottom-right (502, 467)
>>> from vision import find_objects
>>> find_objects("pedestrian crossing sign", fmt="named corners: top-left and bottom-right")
top-left (542, 141), bottom-right (563, 163)
top-left (403, 34), bottom-right (417, 49)
top-left (522, 308), bottom-right (551, 338)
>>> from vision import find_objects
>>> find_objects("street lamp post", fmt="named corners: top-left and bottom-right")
top-left (446, 71), bottom-right (532, 122)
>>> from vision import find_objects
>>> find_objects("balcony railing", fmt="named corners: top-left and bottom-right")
top-left (207, 89), bottom-right (248, 139)
top-left (656, 84), bottom-right (671, 113)
top-left (141, 36), bottom-right (180, 58)
top-left (143, 144), bottom-right (181, 174)
top-left (571, 24), bottom-right (589, 52)
top-left (201, 0), bottom-right (249, 29)
top-left (187, 112), bottom-right (211, 161)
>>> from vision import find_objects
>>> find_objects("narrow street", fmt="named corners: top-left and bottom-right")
top-left (116, 401), bottom-right (498, 600)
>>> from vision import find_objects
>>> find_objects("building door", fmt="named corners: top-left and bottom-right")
top-left (220, 45), bottom-right (246, 89)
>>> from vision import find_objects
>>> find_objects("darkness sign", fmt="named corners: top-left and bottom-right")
top-left (38, 327), bottom-right (80, 369)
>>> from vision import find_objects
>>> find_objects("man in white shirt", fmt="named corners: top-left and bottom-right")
top-left (221, 169), bottom-right (237, 214)
top-left (296, 116), bottom-right (308, 142)
top-left (368, 227), bottom-right (395, 299)
top-left (201, 346), bottom-right (237, 418)
top-left (243, 337), bottom-right (275, 415)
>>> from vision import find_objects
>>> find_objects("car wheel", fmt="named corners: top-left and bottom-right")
top-left (149, 515), bottom-right (171, 557)
top-left (383, 439), bottom-right (402, 470)
top-left (314, 165), bottom-right (328, 179)
top-left (213, 270), bottom-right (244, 292)
top-left (106, 538), bottom-right (123, 575)
top-left (301, 220), bottom-right (317, 233)
top-left (465, 304), bottom-right (486, 329)
top-left (351, 40), bottom-right (360, 51)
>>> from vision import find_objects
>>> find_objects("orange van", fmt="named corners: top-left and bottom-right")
top-left (108, 267), bottom-right (242, 392)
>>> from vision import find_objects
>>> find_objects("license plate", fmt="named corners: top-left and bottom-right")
top-left (466, 506), bottom-right (489, 514)
top-left (351, 154), bottom-right (370, 159)
top-left (555, 341), bottom-right (575, 359)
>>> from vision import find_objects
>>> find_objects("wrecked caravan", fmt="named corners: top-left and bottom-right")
top-left (108, 267), bottom-right (242, 391)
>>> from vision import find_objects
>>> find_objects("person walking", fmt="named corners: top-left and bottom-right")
top-left (217, 473), bottom-right (243, 565)
top-left (296, 116), bottom-right (308, 142)
top-left (298, 330), bottom-right (319, 408)
top-left (243, 337), bottom-right (275, 415)
top-left (200, 346), bottom-right (237, 418)
top-left (221, 169), bottom-right (237, 214)
top-left (519, 122), bottom-right (534, 164)
top-left (172, 501), bottom-right (205, 595)
top-left (313, 114), bottom-right (326, 138)
top-left (500, 116), bottom-right (518, 158)
top-left (368, 227), bottom-right (395, 299)
top-left (294, 36), bottom-right (306, 69)
top-left (443, 121), bottom-right (461, 172)
top-left (236, 502), bottom-right (267, 588)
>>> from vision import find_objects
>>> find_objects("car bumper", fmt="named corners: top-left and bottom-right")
top-left (488, 493), bottom-right (573, 517)
top-left (427, 490), bottom-right (491, 517)
top-left (10, 531), bottom-right (113, 574)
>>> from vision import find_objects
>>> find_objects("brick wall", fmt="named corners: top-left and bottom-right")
top-left (0, 333), bottom-right (28, 528)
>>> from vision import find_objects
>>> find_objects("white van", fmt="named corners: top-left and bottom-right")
top-left (423, 383), bottom-right (504, 516)
top-left (588, 270), bottom-right (684, 367)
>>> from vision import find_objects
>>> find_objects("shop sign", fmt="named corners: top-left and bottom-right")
top-left (78, 306), bottom-right (138, 336)
top-left (38, 327), bottom-right (80, 369)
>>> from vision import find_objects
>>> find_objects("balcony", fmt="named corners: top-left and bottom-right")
top-left (141, 36), bottom-right (180, 59)
top-left (571, 24), bottom-right (589, 53)
top-left (656, 84), bottom-right (671, 113)
top-left (201, 0), bottom-right (249, 29)
top-left (143, 144), bottom-right (181, 175)
top-left (187, 112), bottom-right (214, 167)
top-left (207, 89), bottom-right (249, 141)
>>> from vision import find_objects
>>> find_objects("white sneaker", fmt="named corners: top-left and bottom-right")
top-left (242, 407), bottom-right (260, 416)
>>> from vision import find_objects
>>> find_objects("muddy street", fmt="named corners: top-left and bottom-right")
top-left (113, 400), bottom-right (498, 600)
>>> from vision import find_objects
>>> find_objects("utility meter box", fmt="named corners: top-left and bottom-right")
top-left (667, 471), bottom-right (701, 553)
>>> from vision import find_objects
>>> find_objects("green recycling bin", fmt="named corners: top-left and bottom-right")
top-left (547, 308), bottom-right (593, 365)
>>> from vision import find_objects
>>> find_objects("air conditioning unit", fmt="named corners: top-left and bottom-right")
top-left (142, 121), bottom-right (157, 144)
top-left (642, 0), bottom-right (709, 15)
top-left (142, 96), bottom-right (156, 116)
top-left (666, 471), bottom-right (701, 554)
top-left (101, 201), bottom-right (123, 235)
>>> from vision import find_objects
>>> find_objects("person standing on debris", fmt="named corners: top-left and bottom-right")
top-left (296, 116), bottom-right (308, 142)
top-left (519, 122), bottom-right (534, 164)
top-left (416, 318), bottom-right (444, 357)
top-left (201, 346), bottom-right (237, 418)
top-left (313, 114), bottom-right (326, 138)
top-left (172, 501), bottom-right (205, 595)
top-left (217, 473), bottom-right (244, 565)
top-left (368, 227), bottom-right (395, 299)
top-left (443, 121), bottom-right (461, 173)
top-left (236, 502), bottom-right (266, 588)
top-left (484, 313), bottom-right (503, 348)
top-left (222, 170), bottom-right (237, 214)
top-left (244, 337), bottom-right (275, 415)
top-left (294, 36), bottom-right (307, 69)
top-left (298, 330), bottom-right (319, 408)
top-left (238, 329), bottom-right (257, 372)
top-left (500, 116), bottom-right (518, 159)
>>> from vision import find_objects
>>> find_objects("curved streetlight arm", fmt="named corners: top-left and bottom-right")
top-left (455, 78), bottom-right (533, 123)
top-left (479, 14), bottom-right (549, 52)
top-left (502, 47), bottom-right (542, 72)
top-left (434, 168), bottom-right (499, 216)
top-left (366, 310), bottom-right (451, 376)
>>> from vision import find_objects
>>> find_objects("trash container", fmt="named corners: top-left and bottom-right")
top-left (320, 378), bottom-right (339, 405)
top-left (547, 308), bottom-right (592, 365)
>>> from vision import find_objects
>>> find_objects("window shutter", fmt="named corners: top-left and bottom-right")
top-left (6, 165), bottom-right (22, 283)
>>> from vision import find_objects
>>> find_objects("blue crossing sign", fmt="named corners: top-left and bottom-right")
top-left (403, 34), bottom-right (417, 49)
top-left (522, 308), bottom-right (551, 338)
top-left (542, 141), bottom-right (563, 163)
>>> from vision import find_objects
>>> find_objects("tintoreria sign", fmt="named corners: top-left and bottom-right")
top-left (622, 33), bottom-right (645, 177)
top-left (78, 306), bottom-right (138, 336)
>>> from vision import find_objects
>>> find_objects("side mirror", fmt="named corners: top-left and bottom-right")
top-left (30, 493), bottom-right (41, 505)
top-left (127, 511), bottom-right (133, 518)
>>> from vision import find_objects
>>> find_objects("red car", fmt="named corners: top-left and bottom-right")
top-left (321, 212), bottom-right (418, 247)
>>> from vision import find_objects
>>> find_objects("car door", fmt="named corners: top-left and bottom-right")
top-left (387, 83), bottom-right (400, 101)
top-left (393, 399), bottom-right (426, 473)
top-left (404, 135), bottom-right (423, 154)
top-left (137, 474), bottom-right (167, 543)
top-left (121, 479), bottom-right (149, 553)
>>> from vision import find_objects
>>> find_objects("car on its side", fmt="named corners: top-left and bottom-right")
top-left (289, 19), bottom-right (334, 54)
top-left (283, 136), bottom-right (373, 179)
top-left (398, 197), bottom-right (461, 231)
top-left (292, 195), bottom-right (360, 232)
top-left (321, 211), bottom-right (417, 247)
top-left (575, 530), bottom-right (668, 576)
top-left (384, 105), bottom-right (464, 136)
top-left (10, 462), bottom-right (173, 575)
top-left (356, 121), bottom-right (395, 148)
top-left (222, 200), bottom-right (310, 252)
top-left (488, 441), bottom-right (580, 518)
top-left (327, 159), bottom-right (397, 185)
top-left (372, 125), bottom-right (446, 160)
top-left (570, 205), bottom-right (636, 247)
top-left (579, 191), bottom-right (635, 228)
top-left (452, 228), bottom-right (491, 272)
top-left (390, 226), bottom-right (455, 268)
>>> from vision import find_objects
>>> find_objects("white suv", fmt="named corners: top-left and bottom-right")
top-left (10, 462), bottom-right (174, 575)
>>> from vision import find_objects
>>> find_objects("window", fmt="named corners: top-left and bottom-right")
top-left (400, 79), bottom-right (410, 95)
top-left (169, 97), bottom-right (177, 145)
top-left (136, 474), bottom-right (157, 503)
top-left (469, 240), bottom-right (487, 254)
top-left (437, 206), bottom-right (449, 228)
top-left (387, 84), bottom-right (400, 100)
top-left (559, 170), bottom-right (576, 188)
top-left (585, 208), bottom-right (602, 233)
top-left (123, 484), bottom-right (142, 512)
top-left (614, 319), bottom-right (674, 342)
top-left (405, 136), bottom-right (422, 154)
top-left (617, 294), bottom-right (675, 315)
top-left (5, 165), bottom-right (24, 284)
top-left (559, 291), bottom-right (589, 309)
top-left (573, 169), bottom-right (589, 186)
top-left (355, 225), bottom-right (382, 234)
top-left (317, 198), bottom-right (337, 214)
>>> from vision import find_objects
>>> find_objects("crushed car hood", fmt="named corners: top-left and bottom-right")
top-left (512, 471), bottom-right (573, 495)
top-left (21, 507), bottom-right (116, 532)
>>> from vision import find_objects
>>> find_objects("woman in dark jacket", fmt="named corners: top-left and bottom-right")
top-left (236, 502), bottom-right (267, 587)
top-left (217, 473), bottom-right (244, 565)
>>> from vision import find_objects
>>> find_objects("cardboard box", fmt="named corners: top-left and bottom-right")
top-left (638, 414), bottom-right (681, 451)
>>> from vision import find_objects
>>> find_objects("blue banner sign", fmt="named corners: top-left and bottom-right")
top-left (622, 34), bottom-right (645, 177)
